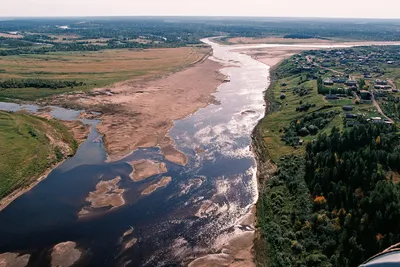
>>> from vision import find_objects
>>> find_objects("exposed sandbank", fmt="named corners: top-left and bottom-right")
top-left (129, 160), bottom-right (168, 182)
top-left (79, 176), bottom-right (125, 216)
top-left (0, 252), bottom-right (30, 267)
top-left (141, 176), bottom-right (172, 195)
top-left (64, 58), bottom-right (225, 162)
top-left (188, 207), bottom-right (256, 267)
top-left (51, 241), bottom-right (82, 267)
top-left (120, 227), bottom-right (137, 250)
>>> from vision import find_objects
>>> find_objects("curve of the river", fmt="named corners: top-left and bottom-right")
top-left (0, 39), bottom-right (268, 266)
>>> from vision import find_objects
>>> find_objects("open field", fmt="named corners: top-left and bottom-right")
top-left (0, 111), bottom-right (80, 202)
top-left (0, 32), bottom-right (24, 38)
top-left (0, 46), bottom-right (210, 101)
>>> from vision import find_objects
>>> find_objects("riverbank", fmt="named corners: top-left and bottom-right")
top-left (0, 112), bottom-right (89, 211)
top-left (49, 55), bottom-right (225, 164)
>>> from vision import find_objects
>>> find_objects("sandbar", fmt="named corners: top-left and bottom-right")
top-left (141, 176), bottom-right (172, 195)
top-left (64, 57), bottom-right (225, 162)
top-left (129, 160), bottom-right (167, 182)
top-left (79, 176), bottom-right (125, 216)
top-left (51, 241), bottom-right (82, 267)
top-left (0, 252), bottom-right (30, 267)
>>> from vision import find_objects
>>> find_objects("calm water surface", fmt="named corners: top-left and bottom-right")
top-left (0, 39), bottom-right (270, 266)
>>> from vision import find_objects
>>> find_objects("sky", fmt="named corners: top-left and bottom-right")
top-left (2, 0), bottom-right (400, 19)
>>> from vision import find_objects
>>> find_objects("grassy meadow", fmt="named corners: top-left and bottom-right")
top-left (0, 46), bottom-right (210, 101)
top-left (0, 111), bottom-right (77, 199)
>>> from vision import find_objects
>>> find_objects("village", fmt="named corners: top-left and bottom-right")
top-left (285, 46), bottom-right (400, 127)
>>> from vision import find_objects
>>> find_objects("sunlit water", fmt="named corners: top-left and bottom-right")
top-left (0, 39), bottom-right (271, 266)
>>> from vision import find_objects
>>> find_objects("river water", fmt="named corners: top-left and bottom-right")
top-left (0, 39), bottom-right (269, 266)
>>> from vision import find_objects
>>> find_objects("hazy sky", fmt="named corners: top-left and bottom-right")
top-left (2, 0), bottom-right (400, 18)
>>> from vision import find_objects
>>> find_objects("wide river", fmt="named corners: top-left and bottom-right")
top-left (0, 39), bottom-right (270, 266)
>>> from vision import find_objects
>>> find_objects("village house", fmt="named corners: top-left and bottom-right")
top-left (345, 80), bottom-right (357, 86)
top-left (375, 79), bottom-right (388, 85)
top-left (342, 106), bottom-right (353, 111)
top-left (360, 90), bottom-right (372, 100)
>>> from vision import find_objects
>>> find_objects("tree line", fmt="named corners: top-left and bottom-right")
top-left (0, 79), bottom-right (86, 90)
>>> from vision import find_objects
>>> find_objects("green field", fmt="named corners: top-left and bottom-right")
top-left (0, 47), bottom-right (209, 101)
top-left (0, 111), bottom-right (77, 199)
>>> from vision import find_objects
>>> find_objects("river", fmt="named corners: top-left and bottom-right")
top-left (0, 39), bottom-right (269, 266)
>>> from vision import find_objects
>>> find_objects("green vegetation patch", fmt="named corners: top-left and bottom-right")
top-left (0, 111), bottom-right (77, 199)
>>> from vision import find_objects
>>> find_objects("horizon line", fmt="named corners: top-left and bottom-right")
top-left (1, 15), bottom-right (400, 20)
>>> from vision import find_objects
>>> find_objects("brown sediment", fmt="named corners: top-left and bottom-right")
top-left (123, 228), bottom-right (134, 238)
top-left (60, 120), bottom-right (91, 145)
top-left (129, 160), bottom-right (168, 182)
top-left (194, 200), bottom-right (220, 218)
top-left (63, 58), bottom-right (225, 162)
top-left (79, 176), bottom-right (125, 216)
top-left (188, 207), bottom-right (257, 267)
top-left (78, 111), bottom-right (100, 120)
top-left (141, 176), bottom-right (172, 196)
top-left (224, 36), bottom-right (336, 45)
top-left (51, 241), bottom-right (82, 267)
top-left (161, 144), bottom-right (188, 166)
top-left (124, 237), bottom-right (138, 250)
top-left (120, 227), bottom-right (137, 250)
top-left (195, 147), bottom-right (205, 154)
top-left (236, 47), bottom-right (304, 68)
top-left (0, 252), bottom-right (30, 267)
top-left (225, 37), bottom-right (400, 46)
top-left (180, 178), bottom-right (203, 196)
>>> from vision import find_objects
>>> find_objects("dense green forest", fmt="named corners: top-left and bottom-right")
top-left (0, 79), bottom-right (85, 90)
top-left (258, 123), bottom-right (400, 267)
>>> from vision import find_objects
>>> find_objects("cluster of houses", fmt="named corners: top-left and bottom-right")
top-left (373, 79), bottom-right (392, 90)
top-left (342, 105), bottom-right (393, 127)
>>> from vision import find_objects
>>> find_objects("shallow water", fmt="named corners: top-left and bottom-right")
top-left (0, 39), bottom-right (270, 266)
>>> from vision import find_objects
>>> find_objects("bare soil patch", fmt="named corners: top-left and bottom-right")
top-left (0, 252), bottom-right (30, 267)
top-left (68, 58), bottom-right (224, 161)
top-left (51, 241), bottom-right (82, 267)
top-left (141, 176), bottom-right (172, 195)
top-left (79, 176), bottom-right (125, 216)
top-left (129, 160), bottom-right (167, 182)
top-left (227, 37), bottom-right (335, 45)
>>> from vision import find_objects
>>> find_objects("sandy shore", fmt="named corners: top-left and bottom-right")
top-left (235, 40), bottom-right (400, 69)
top-left (129, 160), bottom-right (168, 182)
top-left (141, 176), bottom-right (172, 195)
top-left (224, 36), bottom-right (400, 47)
top-left (79, 176), bottom-right (125, 216)
top-left (0, 252), bottom-right (30, 267)
top-left (67, 58), bottom-right (225, 163)
top-left (51, 241), bottom-right (82, 267)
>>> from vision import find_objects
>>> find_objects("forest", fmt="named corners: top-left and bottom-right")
top-left (256, 45), bottom-right (400, 267)
top-left (258, 123), bottom-right (400, 267)
top-left (0, 79), bottom-right (85, 90)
